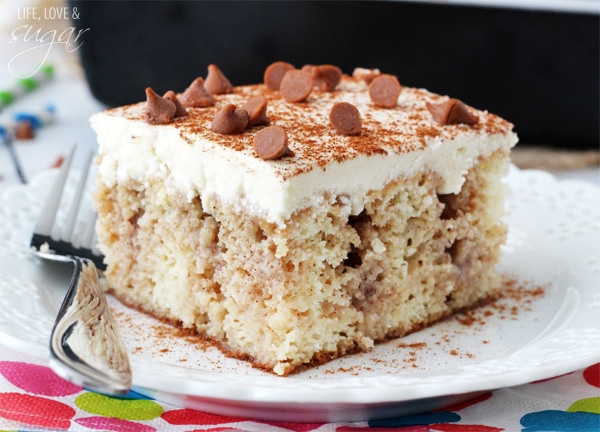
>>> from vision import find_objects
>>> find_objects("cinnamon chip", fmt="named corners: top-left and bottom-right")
top-left (368, 74), bottom-right (401, 108)
top-left (145, 87), bottom-right (176, 125)
top-left (329, 102), bottom-right (362, 135)
top-left (264, 61), bottom-right (295, 90)
top-left (353, 67), bottom-right (381, 84)
top-left (205, 64), bottom-right (233, 95)
top-left (180, 77), bottom-right (215, 107)
top-left (50, 155), bottom-right (64, 168)
top-left (280, 70), bottom-right (313, 103)
top-left (301, 64), bottom-right (315, 74)
top-left (14, 119), bottom-right (35, 139)
top-left (426, 98), bottom-right (479, 125)
top-left (211, 104), bottom-right (249, 134)
top-left (163, 90), bottom-right (187, 118)
top-left (311, 64), bottom-right (342, 91)
top-left (254, 125), bottom-right (291, 160)
top-left (242, 95), bottom-right (269, 127)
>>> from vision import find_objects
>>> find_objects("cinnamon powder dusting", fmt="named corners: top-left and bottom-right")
top-left (111, 276), bottom-right (546, 377)
top-left (106, 74), bottom-right (514, 181)
top-left (321, 278), bottom-right (546, 376)
top-left (112, 277), bottom-right (545, 377)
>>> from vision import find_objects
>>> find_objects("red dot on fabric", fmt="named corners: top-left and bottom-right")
top-left (161, 408), bottom-right (245, 425)
top-left (0, 392), bottom-right (75, 430)
top-left (583, 363), bottom-right (600, 388)
top-left (76, 416), bottom-right (157, 432)
top-left (258, 419), bottom-right (325, 431)
top-left (0, 361), bottom-right (82, 396)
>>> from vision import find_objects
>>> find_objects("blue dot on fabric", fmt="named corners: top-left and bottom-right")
top-left (521, 410), bottom-right (600, 432)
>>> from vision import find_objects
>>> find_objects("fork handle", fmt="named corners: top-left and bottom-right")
top-left (49, 257), bottom-right (132, 395)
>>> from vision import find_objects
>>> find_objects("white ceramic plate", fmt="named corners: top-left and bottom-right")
top-left (1, 166), bottom-right (599, 422)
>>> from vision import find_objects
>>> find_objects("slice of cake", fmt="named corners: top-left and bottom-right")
top-left (91, 63), bottom-right (518, 376)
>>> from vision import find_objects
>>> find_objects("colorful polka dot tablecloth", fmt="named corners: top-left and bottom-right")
top-left (0, 345), bottom-right (598, 432)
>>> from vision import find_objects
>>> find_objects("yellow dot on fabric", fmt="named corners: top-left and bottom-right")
top-left (75, 392), bottom-right (164, 420)
top-left (568, 397), bottom-right (600, 415)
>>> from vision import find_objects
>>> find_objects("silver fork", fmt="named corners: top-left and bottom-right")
top-left (30, 146), bottom-right (131, 395)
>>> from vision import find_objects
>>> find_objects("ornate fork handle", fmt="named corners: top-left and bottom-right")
top-left (47, 255), bottom-right (131, 394)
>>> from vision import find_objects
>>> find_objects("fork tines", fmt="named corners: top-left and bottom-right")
top-left (30, 146), bottom-right (105, 270)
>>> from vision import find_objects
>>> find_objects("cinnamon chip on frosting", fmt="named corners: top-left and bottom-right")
top-left (180, 77), bottom-right (215, 107)
top-left (280, 70), bottom-right (313, 103)
top-left (329, 102), bottom-right (362, 135)
top-left (145, 87), bottom-right (176, 125)
top-left (211, 104), bottom-right (249, 134)
top-left (204, 64), bottom-right (233, 95)
top-left (426, 98), bottom-right (479, 125)
top-left (163, 90), bottom-right (187, 117)
top-left (242, 95), bottom-right (269, 127)
top-left (353, 67), bottom-right (381, 84)
top-left (264, 61), bottom-right (295, 90)
top-left (301, 64), bottom-right (315, 74)
top-left (368, 74), bottom-right (402, 108)
top-left (254, 125), bottom-right (291, 160)
top-left (311, 64), bottom-right (342, 91)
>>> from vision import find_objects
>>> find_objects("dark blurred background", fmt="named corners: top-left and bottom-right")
top-left (70, 1), bottom-right (599, 149)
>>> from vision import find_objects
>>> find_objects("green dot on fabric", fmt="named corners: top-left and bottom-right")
top-left (568, 397), bottom-right (600, 415)
top-left (0, 91), bottom-right (14, 105)
top-left (41, 64), bottom-right (55, 77)
top-left (75, 392), bottom-right (164, 420)
top-left (19, 78), bottom-right (37, 91)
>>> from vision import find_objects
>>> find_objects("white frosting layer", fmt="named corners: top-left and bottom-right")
top-left (91, 78), bottom-right (518, 225)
